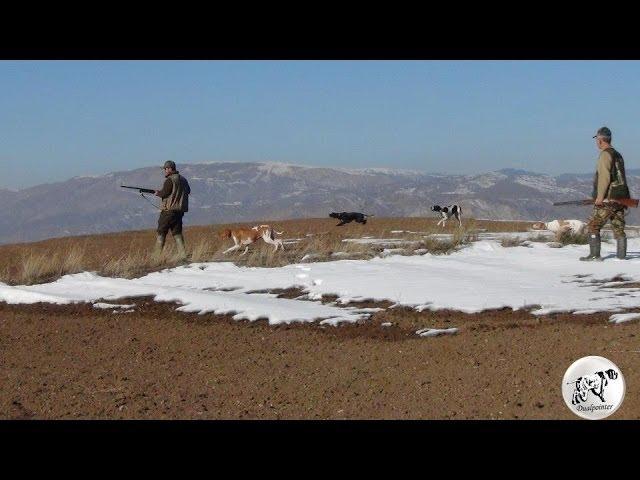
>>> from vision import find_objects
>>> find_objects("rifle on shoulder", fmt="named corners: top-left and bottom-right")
top-left (553, 198), bottom-right (639, 208)
top-left (121, 185), bottom-right (156, 194)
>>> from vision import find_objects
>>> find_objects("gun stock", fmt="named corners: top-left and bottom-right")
top-left (553, 198), bottom-right (639, 208)
top-left (121, 185), bottom-right (156, 194)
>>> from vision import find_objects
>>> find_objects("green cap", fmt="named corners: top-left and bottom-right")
top-left (163, 160), bottom-right (176, 170)
top-left (593, 126), bottom-right (611, 138)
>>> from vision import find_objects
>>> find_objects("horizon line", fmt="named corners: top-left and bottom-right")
top-left (3, 160), bottom-right (627, 192)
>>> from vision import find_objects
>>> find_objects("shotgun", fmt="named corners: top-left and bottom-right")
top-left (121, 185), bottom-right (156, 194)
top-left (553, 198), bottom-right (639, 208)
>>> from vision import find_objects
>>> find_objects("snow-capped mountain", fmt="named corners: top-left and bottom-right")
top-left (2, 162), bottom-right (638, 244)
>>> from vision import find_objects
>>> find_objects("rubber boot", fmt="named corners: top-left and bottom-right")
top-left (174, 233), bottom-right (188, 261)
top-left (616, 236), bottom-right (627, 260)
top-left (154, 234), bottom-right (166, 257)
top-left (579, 233), bottom-right (603, 261)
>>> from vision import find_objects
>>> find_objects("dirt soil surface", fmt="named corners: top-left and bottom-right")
top-left (2, 299), bottom-right (639, 420)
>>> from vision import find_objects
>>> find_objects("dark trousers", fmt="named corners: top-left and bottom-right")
top-left (157, 210), bottom-right (184, 236)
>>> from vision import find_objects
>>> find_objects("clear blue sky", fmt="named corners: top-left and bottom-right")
top-left (2, 60), bottom-right (639, 189)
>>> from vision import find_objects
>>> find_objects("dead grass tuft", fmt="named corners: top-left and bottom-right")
top-left (190, 238), bottom-right (217, 263)
top-left (18, 252), bottom-right (61, 285)
top-left (500, 236), bottom-right (526, 248)
top-left (528, 234), bottom-right (551, 243)
top-left (11, 245), bottom-right (88, 285)
top-left (61, 245), bottom-right (86, 274)
top-left (556, 230), bottom-right (589, 245)
top-left (99, 245), bottom-right (186, 279)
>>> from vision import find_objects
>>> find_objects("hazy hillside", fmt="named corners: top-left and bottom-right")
top-left (2, 162), bottom-right (639, 244)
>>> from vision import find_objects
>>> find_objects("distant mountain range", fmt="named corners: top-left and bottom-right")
top-left (2, 162), bottom-right (639, 244)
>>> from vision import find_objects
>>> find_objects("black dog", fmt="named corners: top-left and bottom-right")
top-left (329, 212), bottom-right (372, 226)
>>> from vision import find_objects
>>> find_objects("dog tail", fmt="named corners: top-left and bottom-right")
top-left (274, 230), bottom-right (284, 235)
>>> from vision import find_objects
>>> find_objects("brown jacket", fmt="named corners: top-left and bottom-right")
top-left (157, 173), bottom-right (191, 212)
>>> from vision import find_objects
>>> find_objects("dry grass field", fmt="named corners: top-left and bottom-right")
top-left (0, 217), bottom-right (535, 286)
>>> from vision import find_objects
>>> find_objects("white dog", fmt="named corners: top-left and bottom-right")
top-left (531, 219), bottom-right (586, 235)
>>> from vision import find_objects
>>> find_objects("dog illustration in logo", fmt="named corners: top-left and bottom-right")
top-left (571, 369), bottom-right (618, 405)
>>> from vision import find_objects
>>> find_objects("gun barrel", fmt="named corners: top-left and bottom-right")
top-left (552, 198), bottom-right (639, 208)
top-left (552, 200), bottom-right (591, 206)
top-left (121, 185), bottom-right (156, 194)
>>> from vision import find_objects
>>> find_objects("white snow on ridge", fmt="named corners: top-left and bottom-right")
top-left (466, 172), bottom-right (508, 188)
top-left (257, 163), bottom-right (297, 176)
top-left (2, 239), bottom-right (640, 323)
top-left (441, 187), bottom-right (475, 195)
top-left (514, 175), bottom-right (579, 194)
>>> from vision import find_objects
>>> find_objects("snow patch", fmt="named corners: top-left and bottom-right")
top-left (343, 238), bottom-right (419, 246)
top-left (609, 313), bottom-right (640, 324)
top-left (381, 248), bottom-right (407, 257)
top-left (416, 327), bottom-right (458, 337)
top-left (93, 302), bottom-right (136, 310)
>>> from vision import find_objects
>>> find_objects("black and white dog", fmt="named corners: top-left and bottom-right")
top-left (571, 369), bottom-right (618, 405)
top-left (329, 212), bottom-right (372, 226)
top-left (431, 204), bottom-right (462, 227)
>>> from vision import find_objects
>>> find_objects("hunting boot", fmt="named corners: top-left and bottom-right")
top-left (174, 233), bottom-right (188, 261)
top-left (154, 234), bottom-right (166, 257)
top-left (579, 233), bottom-right (603, 261)
top-left (616, 236), bottom-right (627, 260)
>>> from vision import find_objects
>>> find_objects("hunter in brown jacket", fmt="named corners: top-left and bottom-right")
top-left (154, 160), bottom-right (191, 259)
top-left (580, 126), bottom-right (630, 262)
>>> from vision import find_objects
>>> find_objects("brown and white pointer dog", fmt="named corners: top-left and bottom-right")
top-left (219, 225), bottom-right (284, 255)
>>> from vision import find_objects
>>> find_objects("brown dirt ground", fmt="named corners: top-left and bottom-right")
top-left (1, 298), bottom-right (639, 420)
